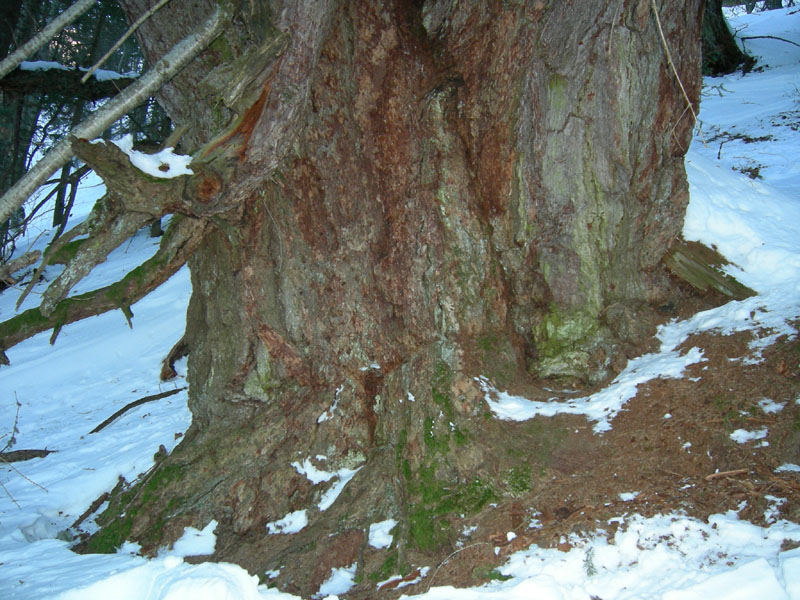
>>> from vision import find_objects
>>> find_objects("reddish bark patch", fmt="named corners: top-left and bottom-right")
top-left (256, 323), bottom-right (312, 386)
top-left (310, 528), bottom-right (364, 592)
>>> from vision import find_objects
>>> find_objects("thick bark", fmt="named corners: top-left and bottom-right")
top-left (84, 1), bottom-right (704, 596)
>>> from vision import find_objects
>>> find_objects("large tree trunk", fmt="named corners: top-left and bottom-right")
top-left (86, 1), bottom-right (703, 595)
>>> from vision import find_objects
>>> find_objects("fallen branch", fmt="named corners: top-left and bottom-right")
top-left (0, 449), bottom-right (54, 462)
top-left (740, 35), bottom-right (800, 49)
top-left (90, 387), bottom-right (186, 434)
top-left (0, 0), bottom-right (96, 81)
top-left (705, 468), bottom-right (749, 481)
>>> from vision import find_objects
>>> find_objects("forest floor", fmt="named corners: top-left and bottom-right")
top-left (377, 295), bottom-right (800, 597)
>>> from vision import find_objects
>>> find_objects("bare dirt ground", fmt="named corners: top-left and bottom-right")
top-left (352, 289), bottom-right (800, 598)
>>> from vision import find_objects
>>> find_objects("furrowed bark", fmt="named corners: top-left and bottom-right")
top-left (78, 2), bottom-right (705, 596)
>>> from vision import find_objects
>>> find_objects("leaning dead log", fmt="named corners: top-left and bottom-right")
top-left (0, 216), bottom-right (206, 364)
top-left (664, 239), bottom-right (757, 300)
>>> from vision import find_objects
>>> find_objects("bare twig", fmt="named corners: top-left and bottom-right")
top-left (0, 395), bottom-right (48, 499)
top-left (426, 542), bottom-right (490, 591)
top-left (0, 0), bottom-right (96, 81)
top-left (1, 394), bottom-right (21, 453)
top-left (80, 0), bottom-right (172, 83)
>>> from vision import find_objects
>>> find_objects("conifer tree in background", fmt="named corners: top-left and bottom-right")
top-left (0, 0), bottom-right (169, 260)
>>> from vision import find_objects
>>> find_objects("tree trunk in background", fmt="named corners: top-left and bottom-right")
top-left (703, 0), bottom-right (755, 75)
top-left (89, 1), bottom-right (703, 595)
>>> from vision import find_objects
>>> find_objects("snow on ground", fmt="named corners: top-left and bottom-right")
top-left (1, 5), bottom-right (799, 600)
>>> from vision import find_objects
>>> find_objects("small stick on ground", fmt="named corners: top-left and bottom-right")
top-left (740, 35), bottom-right (800, 49)
top-left (705, 468), bottom-right (749, 481)
top-left (90, 387), bottom-right (186, 434)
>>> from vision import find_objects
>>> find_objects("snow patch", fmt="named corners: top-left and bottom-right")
top-left (266, 510), bottom-right (308, 535)
top-left (110, 134), bottom-right (193, 179)
top-left (730, 428), bottom-right (768, 444)
top-left (166, 520), bottom-right (217, 557)
top-left (368, 519), bottom-right (397, 549)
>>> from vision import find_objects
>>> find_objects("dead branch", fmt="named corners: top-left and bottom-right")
top-left (0, 6), bottom-right (226, 226)
top-left (70, 491), bottom-right (109, 530)
top-left (0, 68), bottom-right (138, 100)
top-left (89, 387), bottom-right (186, 434)
top-left (14, 221), bottom-right (90, 310)
top-left (0, 449), bottom-right (55, 462)
top-left (0, 216), bottom-right (207, 358)
top-left (0, 0), bottom-right (96, 81)
top-left (740, 35), bottom-right (800, 49)
top-left (0, 250), bottom-right (41, 286)
top-left (28, 197), bottom-right (151, 316)
top-left (161, 335), bottom-right (189, 381)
